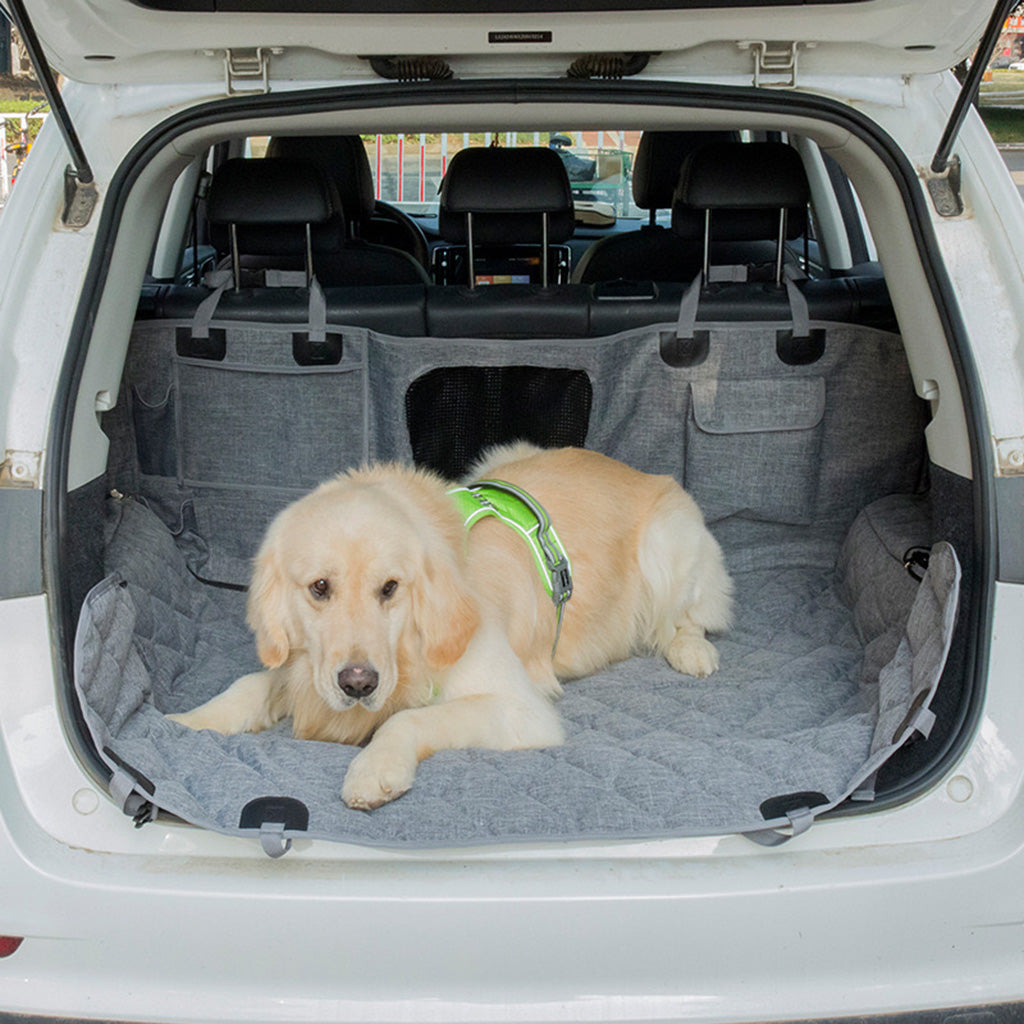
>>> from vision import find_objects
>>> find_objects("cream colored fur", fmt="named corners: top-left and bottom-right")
top-left (168, 445), bottom-right (733, 809)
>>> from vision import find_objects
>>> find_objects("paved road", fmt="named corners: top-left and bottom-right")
top-left (1000, 145), bottom-right (1024, 197)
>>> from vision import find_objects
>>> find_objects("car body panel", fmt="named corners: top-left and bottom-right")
top-left (1, 589), bottom-right (1023, 1024)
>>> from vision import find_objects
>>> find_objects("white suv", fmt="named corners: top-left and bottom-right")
top-left (2, 1), bottom-right (1024, 1022)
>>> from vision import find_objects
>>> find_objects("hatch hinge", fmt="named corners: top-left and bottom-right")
top-left (925, 154), bottom-right (963, 218)
top-left (738, 40), bottom-right (814, 88)
top-left (206, 47), bottom-right (284, 96)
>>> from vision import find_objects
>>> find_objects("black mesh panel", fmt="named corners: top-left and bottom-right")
top-left (405, 366), bottom-right (592, 478)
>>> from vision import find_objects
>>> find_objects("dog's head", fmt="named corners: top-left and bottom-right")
top-left (248, 466), bottom-right (480, 715)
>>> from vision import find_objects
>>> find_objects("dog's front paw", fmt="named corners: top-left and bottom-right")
top-left (166, 709), bottom-right (219, 732)
top-left (342, 743), bottom-right (417, 810)
top-left (666, 633), bottom-right (721, 678)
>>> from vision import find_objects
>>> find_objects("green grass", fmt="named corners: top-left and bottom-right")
top-left (979, 106), bottom-right (1024, 144)
top-left (980, 69), bottom-right (1024, 94)
top-left (975, 71), bottom-right (1024, 143)
top-left (0, 98), bottom-right (48, 113)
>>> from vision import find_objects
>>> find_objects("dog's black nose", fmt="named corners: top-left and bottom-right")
top-left (338, 662), bottom-right (379, 699)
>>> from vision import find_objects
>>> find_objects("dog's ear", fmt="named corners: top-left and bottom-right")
top-left (414, 551), bottom-right (481, 670)
top-left (247, 539), bottom-right (295, 669)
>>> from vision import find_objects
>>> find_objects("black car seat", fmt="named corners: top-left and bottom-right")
top-left (206, 157), bottom-right (429, 288)
top-left (672, 139), bottom-right (810, 286)
top-left (572, 131), bottom-right (747, 284)
top-left (573, 130), bottom-right (800, 285)
top-left (265, 135), bottom-right (430, 269)
top-left (434, 146), bottom-right (575, 287)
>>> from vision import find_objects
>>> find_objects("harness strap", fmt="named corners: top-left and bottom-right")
top-left (448, 479), bottom-right (573, 656)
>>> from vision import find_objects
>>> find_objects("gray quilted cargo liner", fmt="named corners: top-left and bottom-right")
top-left (74, 492), bottom-right (959, 849)
top-left (75, 316), bottom-right (961, 849)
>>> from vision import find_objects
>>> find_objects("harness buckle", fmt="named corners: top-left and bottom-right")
top-left (549, 557), bottom-right (573, 607)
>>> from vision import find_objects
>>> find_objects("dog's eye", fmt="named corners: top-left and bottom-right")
top-left (309, 578), bottom-right (331, 601)
top-left (380, 579), bottom-right (399, 601)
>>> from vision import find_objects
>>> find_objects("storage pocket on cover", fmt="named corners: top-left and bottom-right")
top-left (176, 360), bottom-right (365, 491)
top-left (131, 384), bottom-right (177, 478)
top-left (186, 484), bottom-right (300, 588)
top-left (686, 377), bottom-right (825, 524)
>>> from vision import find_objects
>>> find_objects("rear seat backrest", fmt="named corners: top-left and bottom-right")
top-left (666, 140), bottom-right (818, 367)
top-left (435, 146), bottom-right (575, 287)
top-left (147, 145), bottom-right (886, 334)
top-left (207, 157), bottom-right (341, 289)
top-left (673, 140), bottom-right (811, 284)
top-left (573, 130), bottom-right (744, 284)
top-left (126, 142), bottom-right (908, 583)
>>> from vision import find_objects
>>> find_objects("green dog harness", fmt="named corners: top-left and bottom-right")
top-left (447, 479), bottom-right (574, 655)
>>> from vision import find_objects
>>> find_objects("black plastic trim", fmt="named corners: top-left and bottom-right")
top-left (821, 149), bottom-right (870, 266)
top-left (239, 796), bottom-right (310, 831)
top-left (45, 76), bottom-right (996, 816)
top-left (128, 0), bottom-right (869, 11)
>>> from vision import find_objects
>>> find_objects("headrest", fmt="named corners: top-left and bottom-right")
top-left (206, 158), bottom-right (344, 256)
top-left (672, 141), bottom-right (809, 242)
top-left (631, 130), bottom-right (739, 210)
top-left (265, 135), bottom-right (376, 226)
top-left (438, 146), bottom-right (574, 245)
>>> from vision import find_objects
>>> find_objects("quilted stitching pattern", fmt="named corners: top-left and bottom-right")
top-left (74, 497), bottom-right (957, 848)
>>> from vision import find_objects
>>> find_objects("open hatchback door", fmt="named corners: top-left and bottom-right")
top-left (9, 0), bottom-right (1004, 88)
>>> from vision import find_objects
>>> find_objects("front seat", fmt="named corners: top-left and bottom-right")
top-left (265, 135), bottom-right (430, 269)
top-left (572, 130), bottom-right (741, 284)
top-left (672, 139), bottom-right (811, 285)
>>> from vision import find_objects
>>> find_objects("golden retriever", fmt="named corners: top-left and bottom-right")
top-left (168, 444), bottom-right (733, 809)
